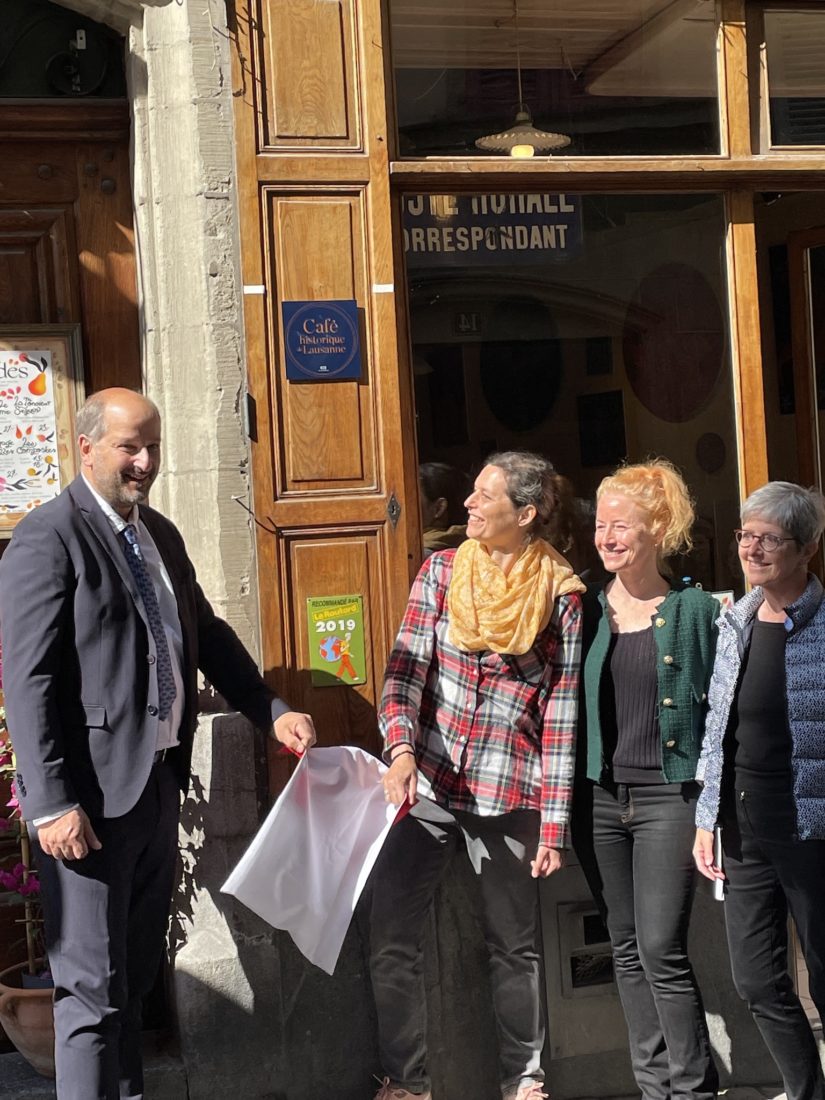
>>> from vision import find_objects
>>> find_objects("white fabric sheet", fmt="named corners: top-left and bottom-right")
top-left (221, 745), bottom-right (399, 975)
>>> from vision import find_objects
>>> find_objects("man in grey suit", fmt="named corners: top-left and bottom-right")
top-left (0, 388), bottom-right (316, 1099)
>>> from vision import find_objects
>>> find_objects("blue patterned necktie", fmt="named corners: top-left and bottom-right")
top-left (121, 524), bottom-right (176, 722)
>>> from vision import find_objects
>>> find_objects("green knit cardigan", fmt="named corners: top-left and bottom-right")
top-left (584, 584), bottom-right (719, 784)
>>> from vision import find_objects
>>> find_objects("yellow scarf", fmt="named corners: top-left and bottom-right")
top-left (447, 537), bottom-right (585, 655)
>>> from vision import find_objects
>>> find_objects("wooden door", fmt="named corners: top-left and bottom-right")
top-left (0, 102), bottom-right (140, 393)
top-left (230, 0), bottom-right (420, 786)
top-left (0, 99), bottom-right (139, 989)
top-left (788, 225), bottom-right (825, 573)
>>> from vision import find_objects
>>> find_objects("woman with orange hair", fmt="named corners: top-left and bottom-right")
top-left (582, 460), bottom-right (719, 1100)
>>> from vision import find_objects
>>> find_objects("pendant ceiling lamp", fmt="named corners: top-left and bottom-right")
top-left (475, 0), bottom-right (571, 158)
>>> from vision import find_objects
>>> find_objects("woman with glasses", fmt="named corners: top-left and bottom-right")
top-left (583, 460), bottom-right (719, 1100)
top-left (694, 482), bottom-right (825, 1100)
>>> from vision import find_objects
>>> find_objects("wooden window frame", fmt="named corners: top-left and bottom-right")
top-left (388, 0), bottom-right (730, 165)
top-left (748, 0), bottom-right (825, 156)
top-left (385, 0), bottom-right (787, 498)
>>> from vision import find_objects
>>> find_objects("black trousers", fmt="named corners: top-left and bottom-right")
top-left (722, 788), bottom-right (825, 1100)
top-left (36, 761), bottom-right (179, 1100)
top-left (368, 798), bottom-right (543, 1095)
top-left (592, 782), bottom-right (718, 1100)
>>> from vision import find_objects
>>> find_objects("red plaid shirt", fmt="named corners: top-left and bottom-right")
top-left (380, 549), bottom-right (582, 849)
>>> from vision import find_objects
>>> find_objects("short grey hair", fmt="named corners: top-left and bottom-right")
top-left (75, 390), bottom-right (160, 443)
top-left (741, 481), bottom-right (825, 545)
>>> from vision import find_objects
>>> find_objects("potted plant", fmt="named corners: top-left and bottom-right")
top-left (0, 702), bottom-right (55, 1077)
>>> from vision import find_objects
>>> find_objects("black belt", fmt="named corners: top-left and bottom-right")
top-left (153, 748), bottom-right (170, 765)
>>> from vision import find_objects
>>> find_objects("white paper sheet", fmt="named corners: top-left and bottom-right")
top-left (221, 745), bottom-right (399, 975)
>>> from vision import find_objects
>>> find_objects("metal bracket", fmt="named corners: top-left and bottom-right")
top-left (387, 493), bottom-right (402, 529)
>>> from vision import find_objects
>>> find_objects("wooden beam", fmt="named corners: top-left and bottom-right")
top-left (727, 191), bottom-right (768, 497)
top-left (390, 155), bottom-right (825, 190)
top-left (720, 0), bottom-right (751, 158)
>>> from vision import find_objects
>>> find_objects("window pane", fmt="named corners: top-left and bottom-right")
top-left (0, 0), bottom-right (126, 99)
top-left (404, 192), bottom-right (741, 595)
top-left (765, 9), bottom-right (825, 146)
top-left (390, 0), bottom-right (720, 157)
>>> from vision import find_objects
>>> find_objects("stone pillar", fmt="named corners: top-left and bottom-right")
top-left (56, 0), bottom-right (262, 659)
top-left (129, 0), bottom-right (261, 656)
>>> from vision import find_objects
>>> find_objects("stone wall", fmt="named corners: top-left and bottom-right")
top-left (54, 0), bottom-right (262, 663)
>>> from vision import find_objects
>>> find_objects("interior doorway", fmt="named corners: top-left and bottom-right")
top-left (756, 192), bottom-right (825, 575)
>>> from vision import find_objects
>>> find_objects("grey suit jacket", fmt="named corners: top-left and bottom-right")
top-left (0, 476), bottom-right (288, 821)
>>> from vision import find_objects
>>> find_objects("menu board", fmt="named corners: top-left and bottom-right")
top-left (0, 326), bottom-right (84, 533)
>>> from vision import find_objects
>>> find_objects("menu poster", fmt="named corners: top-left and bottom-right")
top-left (0, 326), bottom-right (84, 534)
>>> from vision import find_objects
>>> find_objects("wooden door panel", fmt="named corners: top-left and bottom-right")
top-left (74, 142), bottom-right (139, 391)
top-left (231, 0), bottom-right (419, 778)
top-left (267, 529), bottom-right (388, 771)
top-left (0, 207), bottom-right (78, 325)
top-left (0, 146), bottom-right (77, 203)
top-left (255, 0), bottom-right (361, 149)
top-left (0, 129), bottom-right (139, 395)
top-left (267, 190), bottom-right (376, 489)
top-left (0, 245), bottom-right (39, 324)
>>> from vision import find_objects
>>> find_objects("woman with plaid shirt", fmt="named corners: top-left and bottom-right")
top-left (370, 451), bottom-right (584, 1100)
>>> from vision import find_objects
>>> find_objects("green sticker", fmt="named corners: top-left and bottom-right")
top-left (306, 594), bottom-right (367, 687)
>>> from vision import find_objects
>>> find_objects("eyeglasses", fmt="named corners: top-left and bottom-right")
top-left (734, 529), bottom-right (797, 553)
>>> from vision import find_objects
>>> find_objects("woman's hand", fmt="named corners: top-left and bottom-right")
top-left (693, 827), bottom-right (724, 882)
top-left (383, 748), bottom-right (418, 807)
top-left (531, 845), bottom-right (564, 878)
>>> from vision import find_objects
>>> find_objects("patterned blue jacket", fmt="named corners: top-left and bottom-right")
top-left (695, 575), bottom-right (825, 840)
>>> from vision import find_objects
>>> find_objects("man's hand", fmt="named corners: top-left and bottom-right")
top-left (531, 844), bottom-right (564, 878)
top-left (383, 748), bottom-right (418, 807)
top-left (693, 827), bottom-right (724, 882)
top-left (37, 808), bottom-right (101, 861)
top-left (272, 711), bottom-right (316, 755)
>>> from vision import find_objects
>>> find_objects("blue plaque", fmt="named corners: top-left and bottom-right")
top-left (282, 300), bottom-right (362, 381)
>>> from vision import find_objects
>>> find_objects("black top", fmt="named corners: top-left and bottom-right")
top-left (601, 627), bottom-right (662, 784)
top-left (726, 618), bottom-right (793, 793)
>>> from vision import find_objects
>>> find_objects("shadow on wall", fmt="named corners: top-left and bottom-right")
top-left (168, 713), bottom-right (502, 1100)
top-left (169, 716), bottom-right (783, 1100)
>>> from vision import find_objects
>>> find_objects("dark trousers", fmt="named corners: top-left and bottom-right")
top-left (592, 782), bottom-right (718, 1100)
top-left (36, 761), bottom-right (179, 1100)
top-left (368, 798), bottom-right (543, 1095)
top-left (722, 788), bottom-right (825, 1100)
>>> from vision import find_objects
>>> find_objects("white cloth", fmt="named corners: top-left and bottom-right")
top-left (222, 746), bottom-right (400, 975)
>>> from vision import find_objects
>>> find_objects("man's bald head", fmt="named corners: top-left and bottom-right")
top-left (76, 388), bottom-right (161, 445)
top-left (77, 389), bottom-right (162, 517)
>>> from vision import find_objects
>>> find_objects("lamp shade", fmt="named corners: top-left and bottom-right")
top-left (475, 107), bottom-right (571, 156)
